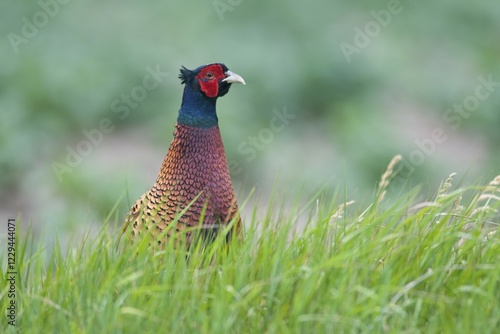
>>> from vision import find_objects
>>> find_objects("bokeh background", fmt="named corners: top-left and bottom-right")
top-left (1, 0), bottom-right (499, 243)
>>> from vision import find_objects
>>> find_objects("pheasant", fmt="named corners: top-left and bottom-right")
top-left (122, 63), bottom-right (246, 247)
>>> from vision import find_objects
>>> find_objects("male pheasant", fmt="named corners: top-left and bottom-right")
top-left (122, 63), bottom-right (245, 246)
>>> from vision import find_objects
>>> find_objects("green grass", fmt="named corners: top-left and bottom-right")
top-left (1, 173), bottom-right (500, 333)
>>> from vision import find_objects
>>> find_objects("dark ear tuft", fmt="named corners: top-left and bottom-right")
top-left (179, 66), bottom-right (193, 85)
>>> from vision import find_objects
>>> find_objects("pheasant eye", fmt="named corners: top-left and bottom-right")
top-left (205, 72), bottom-right (214, 79)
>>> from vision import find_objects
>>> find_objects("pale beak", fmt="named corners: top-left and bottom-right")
top-left (222, 70), bottom-right (246, 85)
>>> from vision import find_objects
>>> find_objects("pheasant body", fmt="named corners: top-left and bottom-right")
top-left (123, 63), bottom-right (245, 245)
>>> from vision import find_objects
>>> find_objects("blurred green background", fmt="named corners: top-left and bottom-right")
top-left (1, 0), bottom-right (499, 241)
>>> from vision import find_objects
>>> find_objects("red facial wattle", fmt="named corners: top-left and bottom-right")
top-left (196, 64), bottom-right (226, 98)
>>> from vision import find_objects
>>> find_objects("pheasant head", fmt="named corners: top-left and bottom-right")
top-left (177, 63), bottom-right (246, 128)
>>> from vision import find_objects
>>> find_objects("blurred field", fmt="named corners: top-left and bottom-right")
top-left (0, 0), bottom-right (499, 240)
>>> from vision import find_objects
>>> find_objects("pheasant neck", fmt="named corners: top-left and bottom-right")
top-left (177, 85), bottom-right (218, 128)
top-left (155, 123), bottom-right (227, 185)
